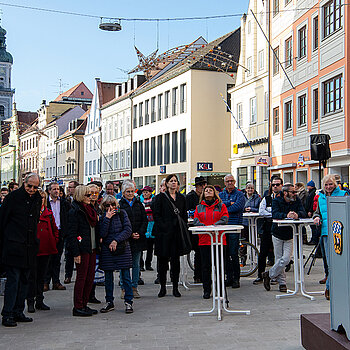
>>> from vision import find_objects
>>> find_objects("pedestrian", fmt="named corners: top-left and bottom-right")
top-left (193, 185), bottom-right (228, 299)
top-left (27, 190), bottom-right (59, 313)
top-left (152, 174), bottom-right (190, 298)
top-left (0, 173), bottom-right (42, 327)
top-left (305, 180), bottom-right (318, 245)
top-left (67, 185), bottom-right (99, 317)
top-left (0, 187), bottom-right (9, 205)
top-left (219, 174), bottom-right (245, 289)
top-left (8, 182), bottom-right (19, 192)
top-left (118, 180), bottom-right (147, 299)
top-left (99, 195), bottom-right (134, 314)
top-left (313, 174), bottom-right (347, 300)
top-left (66, 181), bottom-right (79, 204)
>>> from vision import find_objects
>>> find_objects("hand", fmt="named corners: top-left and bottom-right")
top-left (106, 206), bottom-right (116, 219)
top-left (109, 240), bottom-right (117, 251)
top-left (230, 202), bottom-right (235, 206)
top-left (245, 207), bottom-right (251, 212)
top-left (74, 256), bottom-right (81, 264)
top-left (132, 232), bottom-right (140, 240)
top-left (314, 217), bottom-right (321, 225)
top-left (308, 212), bottom-right (312, 218)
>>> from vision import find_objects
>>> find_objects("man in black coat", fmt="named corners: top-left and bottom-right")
top-left (0, 173), bottom-right (42, 327)
top-left (305, 180), bottom-right (318, 245)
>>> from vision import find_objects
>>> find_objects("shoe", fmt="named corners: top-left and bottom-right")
top-left (84, 306), bottom-right (98, 315)
top-left (138, 278), bottom-right (144, 286)
top-left (285, 260), bottom-right (293, 272)
top-left (203, 291), bottom-right (211, 299)
top-left (64, 277), bottom-right (71, 284)
top-left (43, 283), bottom-right (49, 292)
top-left (53, 283), bottom-right (66, 290)
top-left (154, 278), bottom-right (160, 284)
top-left (35, 302), bottom-right (50, 311)
top-left (253, 276), bottom-right (263, 285)
top-left (232, 280), bottom-right (240, 289)
top-left (14, 314), bottom-right (33, 322)
top-left (88, 297), bottom-right (101, 304)
top-left (2, 317), bottom-right (17, 327)
top-left (266, 260), bottom-right (274, 267)
top-left (271, 279), bottom-right (278, 285)
top-left (325, 289), bottom-right (330, 300)
top-left (158, 286), bottom-right (166, 298)
top-left (173, 287), bottom-right (181, 297)
top-left (319, 277), bottom-right (327, 284)
top-left (133, 287), bottom-right (141, 299)
top-left (72, 308), bottom-right (92, 317)
top-left (125, 302), bottom-right (133, 314)
top-left (27, 300), bottom-right (35, 313)
top-left (145, 265), bottom-right (154, 271)
top-left (96, 282), bottom-right (105, 286)
top-left (262, 271), bottom-right (271, 291)
top-left (306, 241), bottom-right (316, 246)
top-left (120, 289), bottom-right (125, 299)
top-left (279, 284), bottom-right (287, 293)
top-left (100, 302), bottom-right (115, 313)
top-left (224, 280), bottom-right (233, 287)
top-left (140, 267), bottom-right (145, 272)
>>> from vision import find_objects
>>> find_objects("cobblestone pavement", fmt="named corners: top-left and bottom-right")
top-left (0, 246), bottom-right (329, 350)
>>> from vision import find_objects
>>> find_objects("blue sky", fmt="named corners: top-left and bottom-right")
top-left (2, 0), bottom-right (248, 111)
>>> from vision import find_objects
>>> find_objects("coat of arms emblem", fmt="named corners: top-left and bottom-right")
top-left (332, 220), bottom-right (343, 255)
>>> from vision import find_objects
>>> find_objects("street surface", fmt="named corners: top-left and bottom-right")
top-left (0, 246), bottom-right (329, 350)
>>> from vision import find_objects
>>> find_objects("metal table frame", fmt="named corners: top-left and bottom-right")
top-left (188, 225), bottom-right (250, 320)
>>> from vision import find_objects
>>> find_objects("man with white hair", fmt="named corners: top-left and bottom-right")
top-left (0, 173), bottom-right (42, 327)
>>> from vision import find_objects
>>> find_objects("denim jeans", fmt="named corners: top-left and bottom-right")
top-left (120, 250), bottom-right (141, 289)
top-left (225, 233), bottom-right (240, 282)
top-left (105, 269), bottom-right (133, 304)
top-left (321, 235), bottom-right (330, 290)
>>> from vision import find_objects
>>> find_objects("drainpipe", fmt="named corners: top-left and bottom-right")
top-left (73, 135), bottom-right (80, 183)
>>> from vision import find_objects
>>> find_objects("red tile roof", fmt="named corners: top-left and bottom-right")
top-left (54, 82), bottom-right (93, 102)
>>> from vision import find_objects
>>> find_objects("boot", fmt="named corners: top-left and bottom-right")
top-left (172, 282), bottom-right (181, 297)
top-left (27, 299), bottom-right (35, 313)
top-left (158, 285), bottom-right (166, 298)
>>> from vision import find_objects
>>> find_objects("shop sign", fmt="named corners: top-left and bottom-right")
top-left (297, 154), bottom-right (304, 167)
top-left (160, 166), bottom-right (166, 174)
top-left (255, 156), bottom-right (271, 167)
top-left (119, 173), bottom-right (130, 178)
top-left (197, 162), bottom-right (213, 171)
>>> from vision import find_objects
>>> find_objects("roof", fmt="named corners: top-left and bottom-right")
top-left (56, 108), bottom-right (89, 141)
top-left (97, 81), bottom-right (118, 106)
top-left (54, 82), bottom-right (93, 102)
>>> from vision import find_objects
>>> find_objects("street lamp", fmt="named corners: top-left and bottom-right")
top-left (99, 18), bottom-right (122, 31)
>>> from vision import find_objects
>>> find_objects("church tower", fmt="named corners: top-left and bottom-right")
top-left (0, 24), bottom-right (13, 121)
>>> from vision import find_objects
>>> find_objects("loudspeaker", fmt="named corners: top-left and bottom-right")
top-left (310, 134), bottom-right (331, 161)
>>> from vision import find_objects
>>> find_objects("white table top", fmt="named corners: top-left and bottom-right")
top-left (273, 218), bottom-right (314, 225)
top-left (243, 212), bottom-right (261, 217)
top-left (189, 225), bottom-right (244, 232)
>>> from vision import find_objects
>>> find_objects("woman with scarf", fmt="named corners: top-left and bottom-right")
top-left (193, 185), bottom-right (228, 299)
top-left (67, 185), bottom-right (99, 317)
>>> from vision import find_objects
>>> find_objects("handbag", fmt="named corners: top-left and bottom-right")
top-left (164, 192), bottom-right (192, 255)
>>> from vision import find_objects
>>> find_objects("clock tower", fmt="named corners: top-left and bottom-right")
top-left (0, 24), bottom-right (13, 121)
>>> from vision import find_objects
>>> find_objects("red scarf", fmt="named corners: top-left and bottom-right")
top-left (81, 203), bottom-right (98, 227)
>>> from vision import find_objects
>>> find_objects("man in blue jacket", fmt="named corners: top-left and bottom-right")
top-left (219, 174), bottom-right (245, 288)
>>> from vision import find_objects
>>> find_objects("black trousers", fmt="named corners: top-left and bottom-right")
top-left (191, 234), bottom-right (202, 280)
top-left (45, 237), bottom-right (64, 285)
top-left (145, 238), bottom-right (155, 267)
top-left (1, 266), bottom-right (30, 318)
top-left (258, 232), bottom-right (274, 277)
top-left (28, 255), bottom-right (50, 303)
top-left (64, 239), bottom-right (74, 279)
top-left (158, 256), bottom-right (180, 286)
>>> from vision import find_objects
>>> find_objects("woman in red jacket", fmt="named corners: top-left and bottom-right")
top-left (27, 190), bottom-right (59, 313)
top-left (193, 185), bottom-right (228, 299)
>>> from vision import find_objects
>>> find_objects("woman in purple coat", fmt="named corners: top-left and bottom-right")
top-left (98, 195), bottom-right (133, 314)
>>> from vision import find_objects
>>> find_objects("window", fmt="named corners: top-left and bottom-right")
top-left (93, 160), bottom-right (96, 174)
top-left (139, 102), bottom-right (144, 127)
top-left (133, 105), bottom-right (137, 128)
top-left (172, 87), bottom-right (178, 116)
top-left (250, 97), bottom-right (257, 124)
top-left (237, 103), bottom-right (243, 126)
top-left (247, 21), bottom-right (251, 34)
top-left (125, 150), bottom-right (130, 169)
top-left (273, 107), bottom-right (279, 134)
top-left (158, 94), bottom-right (162, 120)
top-left (151, 97), bottom-right (156, 122)
top-left (273, 47), bottom-right (279, 75)
top-left (120, 117), bottom-right (124, 137)
top-left (85, 162), bottom-right (88, 176)
top-left (157, 135), bottom-right (163, 165)
top-left (180, 129), bottom-right (186, 162)
top-left (298, 26), bottom-right (307, 59)
top-left (226, 84), bottom-right (233, 111)
top-left (180, 84), bottom-right (186, 113)
top-left (313, 16), bottom-right (319, 50)
top-left (115, 152), bottom-right (119, 169)
top-left (151, 137), bottom-right (156, 166)
top-left (237, 167), bottom-right (248, 190)
top-left (285, 101), bottom-right (292, 131)
top-left (172, 131), bottom-right (178, 163)
top-left (273, 0), bottom-right (279, 16)
top-left (247, 57), bottom-right (252, 76)
top-left (285, 37), bottom-right (292, 68)
top-left (264, 92), bottom-right (269, 121)
top-left (133, 142), bottom-right (137, 168)
top-left (165, 91), bottom-right (170, 118)
top-left (120, 150), bottom-right (125, 169)
top-left (0, 105), bottom-right (4, 117)
top-left (298, 94), bottom-right (307, 126)
top-left (126, 115), bottom-right (131, 134)
top-left (323, 0), bottom-right (342, 38)
top-left (164, 133), bottom-right (170, 164)
top-left (313, 88), bottom-right (319, 122)
top-left (89, 161), bottom-right (92, 176)
top-left (323, 75), bottom-right (342, 114)
top-left (138, 140), bottom-right (143, 168)
top-left (144, 100), bottom-right (149, 125)
top-left (258, 50), bottom-right (264, 71)
top-left (144, 138), bottom-right (149, 167)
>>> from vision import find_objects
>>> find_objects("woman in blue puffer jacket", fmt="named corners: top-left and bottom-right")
top-left (98, 195), bottom-right (134, 314)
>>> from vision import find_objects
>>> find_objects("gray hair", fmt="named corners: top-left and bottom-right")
top-left (224, 174), bottom-right (235, 182)
top-left (282, 183), bottom-right (294, 193)
top-left (122, 180), bottom-right (135, 193)
top-left (24, 173), bottom-right (40, 186)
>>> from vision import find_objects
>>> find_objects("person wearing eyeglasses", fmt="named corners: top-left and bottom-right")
top-left (262, 183), bottom-right (306, 293)
top-left (0, 173), bottom-right (42, 327)
top-left (67, 185), bottom-right (99, 317)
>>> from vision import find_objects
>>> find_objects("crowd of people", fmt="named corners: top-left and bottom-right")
top-left (0, 171), bottom-right (345, 327)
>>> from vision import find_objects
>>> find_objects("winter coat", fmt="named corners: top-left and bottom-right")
top-left (297, 189), bottom-right (308, 210)
top-left (37, 207), bottom-right (59, 256)
top-left (271, 193), bottom-right (307, 240)
top-left (0, 185), bottom-right (42, 269)
top-left (47, 197), bottom-right (70, 239)
top-left (98, 210), bottom-right (133, 271)
top-left (186, 190), bottom-right (200, 212)
top-left (305, 187), bottom-right (317, 215)
top-left (66, 201), bottom-right (100, 257)
top-left (219, 187), bottom-right (245, 226)
top-left (193, 199), bottom-right (228, 245)
top-left (152, 191), bottom-right (188, 257)
top-left (119, 197), bottom-right (148, 253)
top-left (242, 193), bottom-right (261, 226)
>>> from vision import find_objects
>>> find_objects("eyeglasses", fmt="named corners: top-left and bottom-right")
top-left (26, 184), bottom-right (39, 190)
top-left (90, 192), bottom-right (99, 195)
top-left (272, 183), bottom-right (282, 187)
top-left (85, 193), bottom-right (91, 197)
top-left (105, 203), bottom-right (117, 208)
top-left (225, 180), bottom-right (235, 183)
